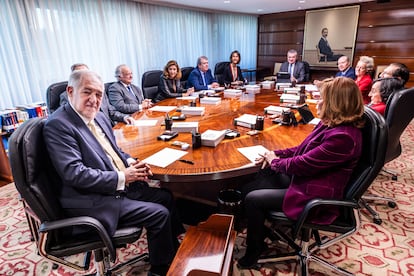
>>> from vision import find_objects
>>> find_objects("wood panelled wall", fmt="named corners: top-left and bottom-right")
top-left (257, 0), bottom-right (414, 87)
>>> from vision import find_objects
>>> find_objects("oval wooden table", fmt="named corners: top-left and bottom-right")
top-left (113, 89), bottom-right (316, 204)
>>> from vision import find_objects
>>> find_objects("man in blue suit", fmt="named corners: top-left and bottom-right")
top-left (43, 70), bottom-right (182, 276)
top-left (335, 56), bottom-right (356, 79)
top-left (279, 49), bottom-right (306, 83)
top-left (187, 56), bottom-right (219, 91)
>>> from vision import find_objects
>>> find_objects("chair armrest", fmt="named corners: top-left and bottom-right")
top-left (38, 216), bottom-right (116, 262)
top-left (293, 199), bottom-right (359, 238)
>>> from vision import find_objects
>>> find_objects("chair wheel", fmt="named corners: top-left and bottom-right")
top-left (373, 218), bottom-right (382, 225)
top-left (388, 201), bottom-right (397, 208)
top-left (392, 175), bottom-right (397, 181)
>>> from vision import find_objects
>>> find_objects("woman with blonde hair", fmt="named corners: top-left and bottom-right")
top-left (355, 58), bottom-right (373, 104)
top-left (155, 60), bottom-right (194, 102)
top-left (238, 77), bottom-right (365, 269)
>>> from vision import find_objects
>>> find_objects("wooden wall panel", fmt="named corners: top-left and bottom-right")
top-left (257, 0), bottom-right (414, 87)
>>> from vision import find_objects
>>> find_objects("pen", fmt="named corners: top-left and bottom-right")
top-left (178, 159), bottom-right (194, 165)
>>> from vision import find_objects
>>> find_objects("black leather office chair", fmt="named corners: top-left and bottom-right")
top-left (302, 61), bottom-right (310, 82)
top-left (181, 66), bottom-right (194, 89)
top-left (361, 87), bottom-right (414, 224)
top-left (256, 108), bottom-right (388, 276)
top-left (46, 81), bottom-right (68, 113)
top-left (9, 118), bottom-right (148, 275)
top-left (214, 62), bottom-right (230, 85)
top-left (141, 70), bottom-right (162, 101)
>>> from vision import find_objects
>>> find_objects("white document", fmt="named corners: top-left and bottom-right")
top-left (133, 119), bottom-right (158, 126)
top-left (305, 84), bottom-right (319, 91)
top-left (143, 147), bottom-right (188, 168)
top-left (176, 96), bottom-right (198, 101)
top-left (309, 118), bottom-right (321, 125)
top-left (237, 145), bottom-right (269, 163)
top-left (149, 106), bottom-right (177, 112)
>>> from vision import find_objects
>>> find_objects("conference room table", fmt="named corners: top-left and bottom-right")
top-left (113, 88), bottom-right (317, 203)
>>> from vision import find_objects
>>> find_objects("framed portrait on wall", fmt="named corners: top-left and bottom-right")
top-left (302, 5), bottom-right (360, 67)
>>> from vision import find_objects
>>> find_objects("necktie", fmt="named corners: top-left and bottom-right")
top-left (288, 64), bottom-right (292, 76)
top-left (201, 72), bottom-right (206, 86)
top-left (127, 85), bottom-right (135, 98)
top-left (88, 121), bottom-right (126, 171)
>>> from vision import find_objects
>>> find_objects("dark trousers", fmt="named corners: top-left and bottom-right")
top-left (241, 169), bottom-right (291, 255)
top-left (121, 182), bottom-right (185, 265)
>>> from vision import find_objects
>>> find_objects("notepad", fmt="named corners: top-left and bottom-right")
top-left (142, 147), bottom-right (188, 168)
top-left (237, 145), bottom-right (269, 163)
top-left (149, 106), bottom-right (177, 112)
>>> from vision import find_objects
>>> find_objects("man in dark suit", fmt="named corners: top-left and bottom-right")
top-left (44, 70), bottom-right (182, 276)
top-left (187, 56), bottom-right (219, 91)
top-left (108, 64), bottom-right (153, 114)
top-left (318, 27), bottom-right (343, 61)
top-left (59, 63), bottom-right (133, 126)
top-left (335, 55), bottom-right (356, 79)
top-left (279, 49), bottom-right (306, 83)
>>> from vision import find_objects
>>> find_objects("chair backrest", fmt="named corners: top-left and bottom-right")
top-left (273, 62), bottom-right (282, 75)
top-left (345, 107), bottom-right (388, 200)
top-left (181, 66), bottom-right (194, 88)
top-left (104, 82), bottom-right (115, 96)
top-left (302, 61), bottom-right (310, 82)
top-left (384, 87), bottom-right (414, 163)
top-left (316, 45), bottom-right (327, 63)
top-left (214, 62), bottom-right (230, 85)
top-left (9, 118), bottom-right (64, 223)
top-left (141, 70), bottom-right (162, 100)
top-left (46, 81), bottom-right (68, 113)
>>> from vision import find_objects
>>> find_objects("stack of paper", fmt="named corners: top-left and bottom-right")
top-left (200, 97), bottom-right (221, 105)
top-left (261, 80), bottom-right (275, 89)
top-left (224, 89), bottom-right (243, 98)
top-left (201, 129), bottom-right (227, 147)
top-left (264, 105), bottom-right (290, 115)
top-left (233, 114), bottom-right (257, 129)
top-left (280, 93), bottom-right (306, 104)
top-left (276, 83), bottom-right (292, 91)
top-left (171, 122), bottom-right (199, 133)
top-left (181, 106), bottom-right (205, 116)
top-left (244, 85), bottom-right (261, 94)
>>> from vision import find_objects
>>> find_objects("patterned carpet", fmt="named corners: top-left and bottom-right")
top-left (1, 121), bottom-right (413, 276)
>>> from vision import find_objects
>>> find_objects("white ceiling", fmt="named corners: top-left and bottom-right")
top-left (141, 0), bottom-right (374, 15)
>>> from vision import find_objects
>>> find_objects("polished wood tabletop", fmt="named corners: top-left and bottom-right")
top-left (113, 88), bottom-right (316, 182)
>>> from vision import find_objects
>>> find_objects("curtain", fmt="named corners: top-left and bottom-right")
top-left (0, 0), bottom-right (258, 110)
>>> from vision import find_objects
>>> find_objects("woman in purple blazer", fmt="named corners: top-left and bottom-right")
top-left (238, 77), bottom-right (365, 268)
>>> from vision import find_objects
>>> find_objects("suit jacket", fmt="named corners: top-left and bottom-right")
top-left (279, 61), bottom-right (306, 83)
top-left (156, 75), bottom-right (185, 102)
top-left (59, 91), bottom-right (127, 126)
top-left (356, 74), bottom-right (373, 104)
top-left (223, 64), bottom-right (243, 84)
top-left (186, 68), bottom-right (217, 91)
top-left (318, 37), bottom-right (333, 56)
top-left (108, 81), bottom-right (144, 114)
top-left (43, 104), bottom-right (131, 235)
top-left (335, 67), bottom-right (356, 80)
top-left (271, 122), bottom-right (362, 224)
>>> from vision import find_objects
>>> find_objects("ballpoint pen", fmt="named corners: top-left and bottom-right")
top-left (178, 159), bottom-right (194, 165)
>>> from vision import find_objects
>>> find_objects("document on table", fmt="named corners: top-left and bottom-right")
top-left (308, 118), bottom-right (321, 125)
top-left (142, 147), bottom-right (188, 168)
top-left (133, 119), bottom-right (158, 126)
top-left (237, 145), bottom-right (269, 163)
top-left (176, 96), bottom-right (198, 101)
top-left (149, 106), bottom-right (177, 112)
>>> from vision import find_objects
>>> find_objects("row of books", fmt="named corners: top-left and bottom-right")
top-left (1, 102), bottom-right (48, 133)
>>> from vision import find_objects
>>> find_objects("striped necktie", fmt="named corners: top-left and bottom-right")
top-left (88, 121), bottom-right (126, 171)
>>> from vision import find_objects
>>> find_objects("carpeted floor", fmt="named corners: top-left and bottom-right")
top-left (1, 121), bottom-right (413, 275)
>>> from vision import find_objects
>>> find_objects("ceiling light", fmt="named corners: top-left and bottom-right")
top-left (299, 0), bottom-right (306, 3)
top-left (257, 8), bottom-right (263, 12)
top-left (223, 0), bottom-right (230, 3)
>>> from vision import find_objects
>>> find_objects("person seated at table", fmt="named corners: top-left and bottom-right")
top-left (237, 77), bottom-right (365, 269)
top-left (279, 49), bottom-right (306, 83)
top-left (359, 55), bottom-right (375, 79)
top-left (108, 64), bottom-right (152, 114)
top-left (60, 63), bottom-right (134, 126)
top-left (355, 59), bottom-right (373, 104)
top-left (223, 50), bottom-right (245, 86)
top-left (155, 60), bottom-right (194, 102)
top-left (314, 55), bottom-right (355, 87)
top-left (187, 56), bottom-right (219, 91)
top-left (380, 62), bottom-right (410, 87)
top-left (44, 69), bottom-right (185, 276)
top-left (367, 77), bottom-right (404, 116)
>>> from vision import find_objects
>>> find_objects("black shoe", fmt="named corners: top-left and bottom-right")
top-left (148, 264), bottom-right (169, 276)
top-left (237, 242), bottom-right (268, 269)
